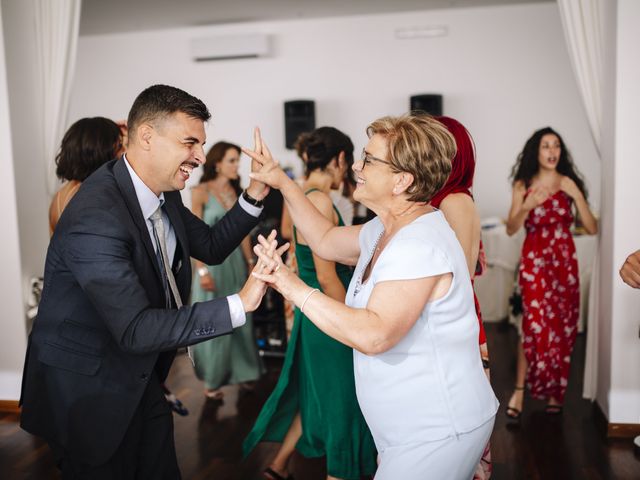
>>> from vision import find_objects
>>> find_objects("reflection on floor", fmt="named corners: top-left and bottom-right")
top-left (0, 324), bottom-right (638, 479)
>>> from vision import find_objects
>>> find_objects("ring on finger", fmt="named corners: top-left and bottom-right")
top-left (274, 264), bottom-right (280, 272)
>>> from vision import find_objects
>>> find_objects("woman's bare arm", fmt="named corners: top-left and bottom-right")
top-left (252, 236), bottom-right (451, 355)
top-left (439, 193), bottom-right (480, 278)
top-left (243, 131), bottom-right (362, 265)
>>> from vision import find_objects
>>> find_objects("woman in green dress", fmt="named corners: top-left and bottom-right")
top-left (190, 141), bottom-right (263, 400)
top-left (244, 128), bottom-right (377, 480)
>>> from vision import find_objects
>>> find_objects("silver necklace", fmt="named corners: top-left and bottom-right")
top-left (353, 228), bottom-right (385, 297)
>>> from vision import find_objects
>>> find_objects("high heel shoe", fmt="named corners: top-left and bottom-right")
top-left (263, 467), bottom-right (294, 480)
top-left (204, 388), bottom-right (224, 400)
top-left (505, 385), bottom-right (525, 422)
top-left (544, 404), bottom-right (563, 415)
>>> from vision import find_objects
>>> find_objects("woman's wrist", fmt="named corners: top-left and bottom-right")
top-left (300, 288), bottom-right (320, 314)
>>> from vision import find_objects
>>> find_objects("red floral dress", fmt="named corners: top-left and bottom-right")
top-left (519, 191), bottom-right (579, 403)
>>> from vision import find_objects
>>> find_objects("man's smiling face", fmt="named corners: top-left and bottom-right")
top-left (147, 111), bottom-right (206, 194)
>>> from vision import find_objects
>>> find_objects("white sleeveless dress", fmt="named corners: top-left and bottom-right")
top-left (346, 211), bottom-right (499, 480)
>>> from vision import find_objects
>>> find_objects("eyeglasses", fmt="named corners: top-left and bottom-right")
top-left (359, 149), bottom-right (391, 169)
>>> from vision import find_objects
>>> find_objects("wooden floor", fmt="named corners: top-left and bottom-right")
top-left (1, 323), bottom-right (638, 479)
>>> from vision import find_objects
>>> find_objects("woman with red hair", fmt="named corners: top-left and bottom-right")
top-left (432, 116), bottom-right (492, 480)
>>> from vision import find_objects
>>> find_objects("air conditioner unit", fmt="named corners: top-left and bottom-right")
top-left (190, 34), bottom-right (270, 61)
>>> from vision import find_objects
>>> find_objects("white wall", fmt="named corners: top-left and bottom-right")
top-left (1, 0), bottom-right (49, 307)
top-left (68, 2), bottom-right (600, 218)
top-left (0, 1), bottom-right (28, 399)
top-left (597, 0), bottom-right (640, 424)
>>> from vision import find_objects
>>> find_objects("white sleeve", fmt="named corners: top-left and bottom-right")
top-left (226, 294), bottom-right (247, 328)
top-left (237, 194), bottom-right (263, 217)
top-left (374, 236), bottom-right (452, 284)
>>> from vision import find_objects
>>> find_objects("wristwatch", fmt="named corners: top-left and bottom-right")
top-left (242, 189), bottom-right (264, 208)
top-left (197, 267), bottom-right (209, 277)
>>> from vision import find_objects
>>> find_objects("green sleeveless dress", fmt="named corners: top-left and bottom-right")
top-left (190, 193), bottom-right (263, 389)
top-left (243, 190), bottom-right (377, 480)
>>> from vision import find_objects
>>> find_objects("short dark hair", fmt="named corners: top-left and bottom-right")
top-left (55, 117), bottom-right (121, 181)
top-left (304, 126), bottom-right (354, 176)
top-left (127, 84), bottom-right (211, 139)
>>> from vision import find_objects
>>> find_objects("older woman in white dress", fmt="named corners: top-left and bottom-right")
top-left (246, 115), bottom-right (498, 480)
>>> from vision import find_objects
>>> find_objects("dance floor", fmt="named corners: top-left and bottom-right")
top-left (1, 324), bottom-right (637, 479)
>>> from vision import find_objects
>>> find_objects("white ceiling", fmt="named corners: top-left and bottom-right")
top-left (80, 0), bottom-right (551, 36)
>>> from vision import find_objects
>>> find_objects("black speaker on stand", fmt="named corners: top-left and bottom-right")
top-left (284, 100), bottom-right (315, 149)
top-left (410, 94), bottom-right (443, 116)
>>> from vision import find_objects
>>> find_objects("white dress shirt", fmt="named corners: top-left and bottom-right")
top-left (123, 155), bottom-right (261, 327)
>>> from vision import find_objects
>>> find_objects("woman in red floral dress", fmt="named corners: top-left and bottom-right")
top-left (505, 127), bottom-right (598, 420)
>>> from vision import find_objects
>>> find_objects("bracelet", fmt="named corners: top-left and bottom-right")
top-left (300, 288), bottom-right (319, 314)
top-left (242, 189), bottom-right (264, 207)
top-left (197, 267), bottom-right (208, 277)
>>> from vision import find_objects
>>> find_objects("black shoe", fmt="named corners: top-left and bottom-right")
top-left (505, 385), bottom-right (524, 423)
top-left (544, 404), bottom-right (563, 415)
top-left (165, 393), bottom-right (189, 416)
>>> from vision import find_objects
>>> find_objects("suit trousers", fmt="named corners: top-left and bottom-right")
top-left (49, 371), bottom-right (180, 480)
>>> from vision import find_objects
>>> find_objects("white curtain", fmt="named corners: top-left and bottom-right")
top-left (557, 0), bottom-right (604, 400)
top-left (34, 0), bottom-right (82, 195)
top-left (582, 250), bottom-right (600, 399)
top-left (557, 0), bottom-right (604, 153)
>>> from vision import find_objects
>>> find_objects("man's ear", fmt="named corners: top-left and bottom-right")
top-left (337, 151), bottom-right (346, 170)
top-left (136, 124), bottom-right (154, 151)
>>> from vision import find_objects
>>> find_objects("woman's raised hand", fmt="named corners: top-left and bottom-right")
top-left (523, 185), bottom-right (550, 211)
top-left (238, 230), bottom-right (285, 312)
top-left (242, 128), bottom-right (291, 191)
top-left (251, 231), bottom-right (302, 302)
top-left (245, 127), bottom-right (271, 200)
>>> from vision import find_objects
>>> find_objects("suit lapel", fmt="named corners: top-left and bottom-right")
top-left (113, 158), bottom-right (164, 282)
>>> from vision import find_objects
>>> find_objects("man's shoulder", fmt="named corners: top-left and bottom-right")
top-left (54, 161), bottom-right (130, 232)
top-left (70, 160), bottom-right (127, 208)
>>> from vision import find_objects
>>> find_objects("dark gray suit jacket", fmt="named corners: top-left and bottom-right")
top-left (20, 157), bottom-right (259, 465)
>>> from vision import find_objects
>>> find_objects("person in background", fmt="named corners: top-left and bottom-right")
top-left (244, 127), bottom-right (377, 480)
top-left (190, 141), bottom-right (263, 400)
top-left (431, 115), bottom-right (492, 479)
top-left (619, 249), bottom-right (640, 453)
top-left (329, 152), bottom-right (356, 227)
top-left (620, 250), bottom-right (640, 288)
top-left (280, 133), bottom-right (310, 337)
top-left (505, 127), bottom-right (598, 421)
top-left (49, 117), bottom-right (122, 234)
top-left (246, 115), bottom-right (498, 480)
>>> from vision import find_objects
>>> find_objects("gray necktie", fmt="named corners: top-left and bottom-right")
top-left (150, 206), bottom-right (193, 364)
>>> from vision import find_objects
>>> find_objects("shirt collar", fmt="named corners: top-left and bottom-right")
top-left (123, 154), bottom-right (165, 220)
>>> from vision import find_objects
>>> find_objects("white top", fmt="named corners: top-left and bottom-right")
top-left (346, 211), bottom-right (499, 449)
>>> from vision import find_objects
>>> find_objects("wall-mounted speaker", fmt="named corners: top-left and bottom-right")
top-left (410, 94), bottom-right (443, 116)
top-left (284, 100), bottom-right (315, 149)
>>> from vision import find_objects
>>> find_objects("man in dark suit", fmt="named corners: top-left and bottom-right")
top-left (20, 85), bottom-right (271, 479)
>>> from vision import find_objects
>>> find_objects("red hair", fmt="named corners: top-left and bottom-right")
top-left (430, 116), bottom-right (476, 208)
